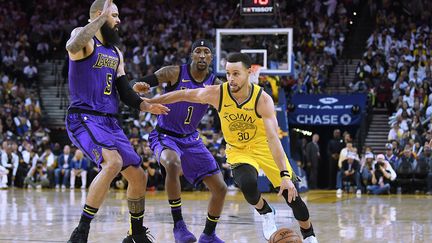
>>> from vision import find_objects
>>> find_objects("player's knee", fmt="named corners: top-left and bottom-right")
top-left (161, 150), bottom-right (181, 174)
top-left (102, 159), bottom-right (122, 177)
top-left (286, 195), bottom-right (310, 221)
top-left (215, 181), bottom-right (227, 197)
top-left (238, 177), bottom-right (260, 205)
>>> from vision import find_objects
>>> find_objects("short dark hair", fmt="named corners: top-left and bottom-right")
top-left (226, 52), bottom-right (252, 68)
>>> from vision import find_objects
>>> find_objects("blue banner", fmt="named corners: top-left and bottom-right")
top-left (288, 94), bottom-right (367, 126)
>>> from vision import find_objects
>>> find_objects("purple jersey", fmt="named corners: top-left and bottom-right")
top-left (157, 64), bottom-right (216, 134)
top-left (68, 37), bottom-right (120, 114)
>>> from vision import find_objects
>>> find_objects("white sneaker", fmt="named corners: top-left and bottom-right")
top-left (336, 189), bottom-right (342, 197)
top-left (356, 189), bottom-right (362, 197)
top-left (303, 235), bottom-right (318, 243)
top-left (61, 185), bottom-right (66, 189)
top-left (262, 206), bottom-right (277, 240)
top-left (55, 185), bottom-right (60, 189)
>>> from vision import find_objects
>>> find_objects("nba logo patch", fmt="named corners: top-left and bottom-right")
top-left (92, 149), bottom-right (100, 161)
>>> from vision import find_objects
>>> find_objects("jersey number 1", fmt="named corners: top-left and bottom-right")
top-left (104, 73), bottom-right (113, 95)
top-left (184, 106), bottom-right (194, 124)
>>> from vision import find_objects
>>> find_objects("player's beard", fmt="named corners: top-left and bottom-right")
top-left (196, 61), bottom-right (208, 71)
top-left (100, 23), bottom-right (120, 46)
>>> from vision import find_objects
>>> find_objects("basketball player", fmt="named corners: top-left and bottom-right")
top-left (65, 1), bottom-right (168, 242)
top-left (132, 39), bottom-right (227, 243)
top-left (145, 53), bottom-right (318, 242)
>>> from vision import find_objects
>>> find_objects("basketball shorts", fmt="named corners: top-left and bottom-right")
top-left (66, 113), bottom-right (141, 168)
top-left (226, 142), bottom-right (296, 187)
top-left (148, 130), bottom-right (220, 185)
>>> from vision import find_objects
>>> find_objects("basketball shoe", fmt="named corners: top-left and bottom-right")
top-left (122, 227), bottom-right (154, 243)
top-left (262, 206), bottom-right (277, 240)
top-left (173, 220), bottom-right (197, 242)
top-left (198, 232), bottom-right (224, 243)
top-left (67, 226), bottom-right (89, 243)
top-left (303, 235), bottom-right (319, 243)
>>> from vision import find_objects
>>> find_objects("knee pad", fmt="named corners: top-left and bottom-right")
top-left (283, 191), bottom-right (310, 221)
top-left (233, 165), bottom-right (260, 205)
top-left (238, 176), bottom-right (260, 205)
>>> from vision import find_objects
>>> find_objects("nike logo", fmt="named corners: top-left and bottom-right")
top-left (224, 104), bottom-right (233, 107)
top-left (96, 44), bottom-right (102, 47)
top-left (182, 79), bottom-right (191, 83)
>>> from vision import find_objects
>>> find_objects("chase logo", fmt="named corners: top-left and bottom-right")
top-left (319, 97), bottom-right (338, 105)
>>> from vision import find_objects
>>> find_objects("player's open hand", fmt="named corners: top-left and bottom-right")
top-left (140, 101), bottom-right (169, 115)
top-left (133, 82), bottom-right (151, 94)
top-left (278, 177), bottom-right (298, 203)
top-left (101, 0), bottom-right (113, 17)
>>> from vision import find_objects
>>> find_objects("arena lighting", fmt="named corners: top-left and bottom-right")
top-left (351, 104), bottom-right (360, 115)
top-left (353, 12), bottom-right (357, 16)
top-left (293, 128), bottom-right (312, 136)
top-left (349, 20), bottom-right (353, 25)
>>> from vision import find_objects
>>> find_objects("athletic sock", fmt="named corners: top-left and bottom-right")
top-left (203, 213), bottom-right (220, 235)
top-left (169, 198), bottom-right (183, 224)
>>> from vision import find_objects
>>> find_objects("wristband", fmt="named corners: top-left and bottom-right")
top-left (280, 170), bottom-right (290, 178)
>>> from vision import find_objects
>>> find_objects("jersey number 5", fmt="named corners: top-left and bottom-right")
top-left (184, 106), bottom-right (194, 124)
top-left (104, 73), bottom-right (113, 95)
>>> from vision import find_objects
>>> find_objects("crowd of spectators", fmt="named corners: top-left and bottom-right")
top-left (344, 0), bottom-right (432, 194)
top-left (0, 1), bottom-right (54, 189)
top-left (4, 0), bottom-right (430, 195)
top-left (280, 0), bottom-right (353, 95)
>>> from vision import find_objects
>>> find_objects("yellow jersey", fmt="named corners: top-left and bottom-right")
top-left (217, 82), bottom-right (295, 186)
top-left (218, 82), bottom-right (267, 148)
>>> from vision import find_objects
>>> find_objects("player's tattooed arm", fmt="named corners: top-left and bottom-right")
top-left (154, 65), bottom-right (181, 85)
top-left (66, 0), bottom-right (112, 54)
top-left (132, 65), bottom-right (180, 94)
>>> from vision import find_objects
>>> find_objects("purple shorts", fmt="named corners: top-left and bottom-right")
top-left (148, 129), bottom-right (220, 185)
top-left (66, 112), bottom-right (141, 168)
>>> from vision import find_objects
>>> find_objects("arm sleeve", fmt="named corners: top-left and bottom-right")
top-left (116, 75), bottom-right (142, 110)
top-left (129, 74), bottom-right (159, 87)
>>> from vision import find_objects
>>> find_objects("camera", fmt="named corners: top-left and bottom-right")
top-left (375, 161), bottom-right (384, 170)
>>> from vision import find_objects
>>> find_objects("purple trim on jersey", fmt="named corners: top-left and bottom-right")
top-left (156, 64), bottom-right (215, 135)
top-left (68, 37), bottom-right (120, 115)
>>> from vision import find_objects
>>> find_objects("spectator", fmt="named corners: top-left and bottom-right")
top-left (327, 129), bottom-right (345, 189)
top-left (366, 154), bottom-right (397, 195)
top-left (336, 153), bottom-right (362, 196)
top-left (384, 143), bottom-right (398, 169)
top-left (69, 149), bottom-right (88, 190)
top-left (418, 145), bottom-right (432, 194)
top-left (305, 134), bottom-right (320, 189)
top-left (1, 142), bottom-right (19, 187)
top-left (24, 160), bottom-right (50, 189)
top-left (54, 145), bottom-right (72, 189)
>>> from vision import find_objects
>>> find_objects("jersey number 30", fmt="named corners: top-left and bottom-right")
top-left (184, 106), bottom-right (194, 124)
top-left (104, 73), bottom-right (113, 95)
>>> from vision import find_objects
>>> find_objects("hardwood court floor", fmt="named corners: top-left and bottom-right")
top-left (0, 189), bottom-right (431, 243)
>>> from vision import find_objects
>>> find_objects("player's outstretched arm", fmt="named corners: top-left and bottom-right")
top-left (146, 85), bottom-right (220, 108)
top-left (66, 0), bottom-right (112, 55)
top-left (132, 66), bottom-right (180, 94)
top-left (115, 47), bottom-right (169, 115)
top-left (257, 92), bottom-right (298, 202)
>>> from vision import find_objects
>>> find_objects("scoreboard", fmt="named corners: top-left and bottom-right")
top-left (240, 0), bottom-right (275, 15)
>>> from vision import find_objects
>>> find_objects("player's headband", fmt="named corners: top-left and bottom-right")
top-left (191, 39), bottom-right (213, 53)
